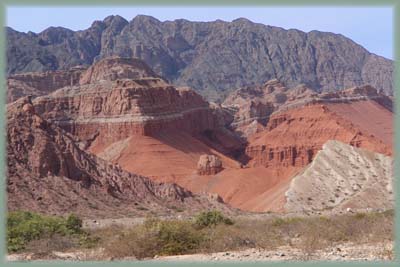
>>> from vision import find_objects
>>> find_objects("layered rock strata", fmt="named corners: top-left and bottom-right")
top-left (79, 56), bottom-right (164, 85)
top-left (7, 66), bottom-right (86, 103)
top-left (223, 80), bottom-right (392, 139)
top-left (7, 97), bottom-right (231, 218)
top-left (31, 58), bottom-right (225, 152)
top-left (245, 101), bottom-right (392, 170)
top-left (285, 140), bottom-right (393, 212)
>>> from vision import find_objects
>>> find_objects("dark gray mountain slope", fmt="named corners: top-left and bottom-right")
top-left (6, 15), bottom-right (393, 101)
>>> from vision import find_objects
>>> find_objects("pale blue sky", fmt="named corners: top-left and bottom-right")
top-left (6, 6), bottom-right (394, 59)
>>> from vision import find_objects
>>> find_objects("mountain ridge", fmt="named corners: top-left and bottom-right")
top-left (6, 15), bottom-right (394, 101)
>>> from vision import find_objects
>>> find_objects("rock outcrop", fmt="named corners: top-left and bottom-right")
top-left (7, 66), bottom-right (86, 103)
top-left (285, 140), bottom-right (393, 212)
top-left (27, 57), bottom-right (243, 186)
top-left (32, 58), bottom-right (221, 150)
top-left (79, 56), bottom-right (164, 85)
top-left (223, 79), bottom-right (311, 138)
top-left (197, 154), bottom-right (223, 175)
top-left (223, 80), bottom-right (393, 139)
top-left (6, 15), bottom-right (394, 100)
top-left (245, 100), bottom-right (392, 169)
top-left (7, 97), bottom-right (231, 218)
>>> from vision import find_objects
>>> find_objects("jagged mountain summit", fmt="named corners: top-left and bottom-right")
top-left (6, 15), bottom-right (393, 101)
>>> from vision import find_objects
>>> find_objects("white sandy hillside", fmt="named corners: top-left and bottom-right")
top-left (285, 140), bottom-right (393, 213)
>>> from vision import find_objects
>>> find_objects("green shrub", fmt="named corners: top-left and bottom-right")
top-left (66, 214), bottom-right (83, 233)
top-left (7, 211), bottom-right (85, 252)
top-left (157, 220), bottom-right (203, 255)
top-left (193, 210), bottom-right (234, 228)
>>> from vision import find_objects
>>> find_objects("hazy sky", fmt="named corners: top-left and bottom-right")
top-left (6, 6), bottom-right (394, 59)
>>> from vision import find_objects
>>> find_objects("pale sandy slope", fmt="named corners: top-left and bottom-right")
top-left (285, 140), bottom-right (393, 212)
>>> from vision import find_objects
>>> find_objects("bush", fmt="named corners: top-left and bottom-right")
top-left (193, 210), bottom-right (234, 228)
top-left (105, 218), bottom-right (204, 259)
top-left (66, 214), bottom-right (83, 233)
top-left (7, 211), bottom-right (85, 252)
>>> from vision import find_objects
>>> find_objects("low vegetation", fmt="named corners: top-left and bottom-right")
top-left (194, 210), bottom-right (234, 228)
top-left (7, 211), bottom-right (94, 253)
top-left (7, 210), bottom-right (394, 260)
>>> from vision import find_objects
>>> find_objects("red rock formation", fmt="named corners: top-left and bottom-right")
top-left (7, 97), bottom-right (231, 218)
top-left (79, 56), bottom-right (164, 85)
top-left (29, 57), bottom-right (243, 187)
top-left (32, 58), bottom-right (224, 147)
top-left (33, 79), bottom-right (221, 151)
top-left (9, 58), bottom-right (392, 215)
top-left (223, 80), bottom-right (392, 140)
top-left (246, 101), bottom-right (392, 170)
top-left (7, 66), bottom-right (86, 103)
top-left (223, 80), bottom-right (315, 138)
top-left (197, 154), bottom-right (223, 175)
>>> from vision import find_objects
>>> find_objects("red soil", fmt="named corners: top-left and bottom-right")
top-left (326, 100), bottom-right (392, 148)
top-left (90, 99), bottom-right (392, 212)
top-left (93, 130), bottom-right (241, 184)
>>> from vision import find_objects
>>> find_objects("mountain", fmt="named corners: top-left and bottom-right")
top-left (6, 15), bottom-right (394, 101)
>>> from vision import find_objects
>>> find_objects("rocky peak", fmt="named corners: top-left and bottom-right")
top-left (130, 15), bottom-right (162, 26)
top-left (38, 26), bottom-right (74, 45)
top-left (7, 16), bottom-right (393, 99)
top-left (103, 15), bottom-right (129, 28)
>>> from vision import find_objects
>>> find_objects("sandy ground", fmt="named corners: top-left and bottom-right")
top-left (153, 242), bottom-right (393, 262)
top-left (7, 241), bottom-right (393, 262)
